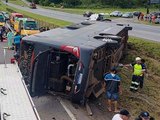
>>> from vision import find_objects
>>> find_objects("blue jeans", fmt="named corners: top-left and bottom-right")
top-left (106, 91), bottom-right (119, 101)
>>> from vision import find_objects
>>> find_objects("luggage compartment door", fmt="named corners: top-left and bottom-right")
top-left (30, 50), bottom-right (50, 96)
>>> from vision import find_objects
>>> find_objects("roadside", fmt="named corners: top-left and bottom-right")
top-left (0, 1), bottom-right (71, 26)
top-left (119, 37), bottom-right (160, 119)
top-left (8, 0), bottom-right (28, 7)
top-left (41, 7), bottom-right (158, 15)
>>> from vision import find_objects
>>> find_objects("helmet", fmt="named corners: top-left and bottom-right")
top-left (135, 57), bottom-right (141, 61)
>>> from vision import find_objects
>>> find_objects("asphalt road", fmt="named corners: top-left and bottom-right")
top-left (3, 1), bottom-right (160, 42)
top-left (113, 18), bottom-right (160, 42)
top-left (4, 1), bottom-right (86, 23)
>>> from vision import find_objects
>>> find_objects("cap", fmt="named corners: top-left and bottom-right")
top-left (140, 111), bottom-right (150, 118)
top-left (135, 57), bottom-right (141, 61)
top-left (120, 109), bottom-right (130, 116)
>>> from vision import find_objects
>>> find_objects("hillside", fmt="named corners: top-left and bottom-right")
top-left (93, 37), bottom-right (160, 120)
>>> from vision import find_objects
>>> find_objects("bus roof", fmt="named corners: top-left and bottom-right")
top-left (23, 21), bottom-right (126, 50)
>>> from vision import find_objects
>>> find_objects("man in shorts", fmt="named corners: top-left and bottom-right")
top-left (104, 67), bottom-right (122, 112)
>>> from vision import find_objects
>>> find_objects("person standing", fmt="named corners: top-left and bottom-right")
top-left (0, 27), bottom-right (2, 42)
top-left (14, 32), bottom-right (21, 52)
top-left (104, 67), bottom-right (122, 112)
top-left (0, 26), bottom-right (6, 42)
top-left (112, 109), bottom-right (130, 120)
top-left (7, 29), bottom-right (14, 49)
top-left (124, 57), bottom-right (145, 92)
top-left (140, 59), bottom-right (147, 89)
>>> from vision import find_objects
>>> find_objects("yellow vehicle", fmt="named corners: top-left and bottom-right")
top-left (0, 13), bottom-right (6, 26)
top-left (10, 13), bottom-right (24, 27)
top-left (14, 18), bottom-right (40, 36)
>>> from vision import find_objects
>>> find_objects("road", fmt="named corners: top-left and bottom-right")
top-left (113, 18), bottom-right (160, 42)
top-left (3, 1), bottom-right (86, 23)
top-left (3, 1), bottom-right (160, 42)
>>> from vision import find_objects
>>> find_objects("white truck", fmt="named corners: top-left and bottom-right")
top-left (0, 50), bottom-right (40, 120)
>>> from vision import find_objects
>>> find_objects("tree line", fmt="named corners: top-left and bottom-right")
top-left (27, 0), bottom-right (150, 8)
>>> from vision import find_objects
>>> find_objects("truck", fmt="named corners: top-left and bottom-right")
top-left (19, 21), bottom-right (132, 104)
top-left (0, 62), bottom-right (40, 120)
top-left (10, 13), bottom-right (24, 27)
top-left (14, 18), bottom-right (40, 36)
top-left (0, 13), bottom-right (6, 26)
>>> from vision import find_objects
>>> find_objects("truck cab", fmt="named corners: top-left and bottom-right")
top-left (0, 13), bottom-right (6, 26)
top-left (10, 13), bottom-right (24, 27)
top-left (14, 18), bottom-right (40, 36)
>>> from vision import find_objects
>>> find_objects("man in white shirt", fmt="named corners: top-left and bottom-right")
top-left (112, 109), bottom-right (130, 120)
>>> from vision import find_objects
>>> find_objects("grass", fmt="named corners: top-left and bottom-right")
top-left (0, 1), bottom-right (71, 27)
top-left (8, 0), bottom-right (28, 7)
top-left (119, 37), bottom-right (160, 119)
top-left (43, 7), bottom-right (159, 15)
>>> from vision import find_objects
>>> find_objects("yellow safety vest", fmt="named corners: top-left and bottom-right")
top-left (133, 64), bottom-right (142, 76)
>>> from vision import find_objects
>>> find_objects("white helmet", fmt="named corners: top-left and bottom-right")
top-left (135, 57), bottom-right (141, 61)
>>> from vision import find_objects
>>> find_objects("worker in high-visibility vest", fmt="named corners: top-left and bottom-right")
top-left (124, 57), bottom-right (146, 92)
top-left (130, 57), bottom-right (143, 92)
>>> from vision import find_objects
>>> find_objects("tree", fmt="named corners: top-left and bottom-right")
top-left (63, 0), bottom-right (81, 7)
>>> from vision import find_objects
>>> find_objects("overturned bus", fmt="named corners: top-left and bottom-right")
top-left (20, 21), bottom-right (132, 104)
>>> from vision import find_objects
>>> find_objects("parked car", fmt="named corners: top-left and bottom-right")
top-left (122, 12), bottom-right (133, 18)
top-left (0, 11), bottom-right (9, 20)
top-left (83, 11), bottom-right (94, 17)
top-left (133, 11), bottom-right (141, 16)
top-left (110, 11), bottom-right (123, 17)
top-left (155, 16), bottom-right (160, 24)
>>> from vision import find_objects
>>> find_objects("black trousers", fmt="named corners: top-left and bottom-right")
top-left (139, 76), bottom-right (144, 88)
top-left (0, 35), bottom-right (3, 42)
top-left (130, 75), bottom-right (142, 92)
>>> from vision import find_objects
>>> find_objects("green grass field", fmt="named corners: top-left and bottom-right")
top-left (8, 0), bottom-right (28, 7)
top-left (44, 7), bottom-right (159, 15)
top-left (119, 37), bottom-right (160, 120)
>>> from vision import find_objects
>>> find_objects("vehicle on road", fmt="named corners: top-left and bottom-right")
top-left (110, 11), bottom-right (123, 17)
top-left (19, 21), bottom-right (132, 104)
top-left (83, 11), bottom-right (94, 17)
top-left (30, 2), bottom-right (37, 9)
top-left (10, 13), bottom-right (24, 27)
top-left (133, 11), bottom-right (141, 16)
top-left (122, 12), bottom-right (133, 18)
top-left (155, 16), bottom-right (160, 24)
top-left (0, 11), bottom-right (9, 20)
top-left (0, 13), bottom-right (6, 26)
top-left (14, 17), bottom-right (40, 36)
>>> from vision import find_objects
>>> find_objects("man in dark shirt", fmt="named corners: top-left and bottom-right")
top-left (104, 67), bottom-right (122, 112)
